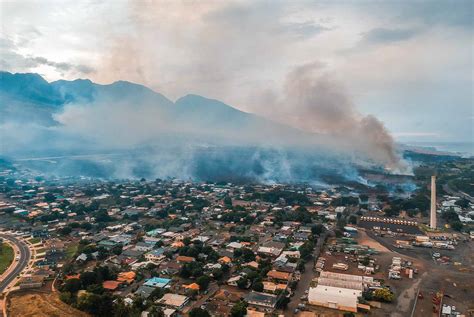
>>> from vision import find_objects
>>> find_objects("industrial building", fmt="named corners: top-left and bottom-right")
top-left (308, 271), bottom-right (378, 312)
top-left (308, 285), bottom-right (362, 312)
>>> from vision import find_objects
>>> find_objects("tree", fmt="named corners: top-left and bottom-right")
top-left (59, 291), bottom-right (73, 304)
top-left (276, 290), bottom-right (290, 308)
top-left (348, 215), bottom-right (357, 225)
top-left (62, 278), bottom-right (81, 293)
top-left (76, 292), bottom-right (114, 316)
top-left (44, 192), bottom-right (56, 203)
top-left (252, 281), bottom-right (264, 292)
top-left (241, 248), bottom-right (256, 262)
top-left (87, 283), bottom-right (104, 294)
top-left (189, 308), bottom-right (210, 317)
top-left (299, 240), bottom-right (315, 259)
top-left (224, 196), bottom-right (232, 207)
top-left (58, 226), bottom-right (72, 236)
top-left (455, 198), bottom-right (469, 209)
top-left (94, 210), bottom-right (112, 222)
top-left (384, 207), bottom-right (400, 218)
top-left (450, 221), bottom-right (463, 231)
top-left (211, 268), bottom-right (223, 280)
top-left (147, 306), bottom-right (165, 317)
top-left (237, 276), bottom-right (249, 289)
top-left (230, 301), bottom-right (247, 317)
top-left (311, 224), bottom-right (324, 235)
top-left (196, 275), bottom-right (211, 291)
top-left (442, 209), bottom-right (460, 222)
top-left (80, 271), bottom-right (99, 288)
top-left (373, 288), bottom-right (394, 302)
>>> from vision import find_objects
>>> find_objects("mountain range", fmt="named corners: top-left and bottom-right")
top-left (0, 71), bottom-right (401, 183)
top-left (0, 71), bottom-right (309, 145)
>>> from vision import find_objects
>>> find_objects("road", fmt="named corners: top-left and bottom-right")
top-left (0, 234), bottom-right (31, 293)
top-left (442, 183), bottom-right (474, 203)
top-left (285, 231), bottom-right (328, 316)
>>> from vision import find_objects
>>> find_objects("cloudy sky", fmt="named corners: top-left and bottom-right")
top-left (1, 0), bottom-right (473, 143)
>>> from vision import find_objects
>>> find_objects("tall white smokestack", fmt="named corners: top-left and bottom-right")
top-left (430, 175), bottom-right (437, 229)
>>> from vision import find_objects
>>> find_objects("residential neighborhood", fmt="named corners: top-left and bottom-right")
top-left (0, 157), bottom-right (473, 317)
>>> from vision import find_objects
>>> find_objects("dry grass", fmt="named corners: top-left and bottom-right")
top-left (9, 292), bottom-right (89, 317)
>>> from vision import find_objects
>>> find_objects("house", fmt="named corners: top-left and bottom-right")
top-left (135, 285), bottom-right (156, 299)
top-left (76, 253), bottom-right (88, 262)
top-left (281, 250), bottom-right (300, 259)
top-left (308, 285), bottom-right (362, 313)
top-left (98, 239), bottom-right (120, 250)
top-left (266, 270), bottom-right (291, 282)
top-left (171, 241), bottom-right (185, 248)
top-left (144, 277), bottom-right (171, 288)
top-left (134, 242), bottom-right (154, 252)
top-left (257, 246), bottom-right (282, 257)
top-left (117, 271), bottom-right (136, 284)
top-left (19, 275), bottom-right (44, 289)
top-left (213, 289), bottom-right (241, 303)
top-left (144, 236), bottom-right (161, 246)
top-left (145, 248), bottom-right (166, 263)
top-left (158, 293), bottom-right (189, 310)
top-left (227, 275), bottom-right (243, 287)
top-left (183, 282), bottom-right (200, 291)
top-left (218, 256), bottom-right (232, 265)
top-left (245, 291), bottom-right (278, 310)
top-left (192, 236), bottom-right (210, 243)
top-left (146, 228), bottom-right (166, 237)
top-left (162, 308), bottom-right (177, 317)
top-left (176, 256), bottom-right (195, 263)
top-left (226, 242), bottom-right (243, 250)
top-left (159, 261), bottom-right (181, 276)
top-left (109, 234), bottom-right (132, 245)
top-left (122, 249), bottom-right (144, 258)
top-left (246, 309), bottom-right (266, 317)
top-left (262, 281), bottom-right (286, 294)
top-left (243, 261), bottom-right (259, 269)
top-left (294, 232), bottom-right (311, 241)
top-left (103, 280), bottom-right (121, 291)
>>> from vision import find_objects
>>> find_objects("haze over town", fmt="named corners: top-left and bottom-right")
top-left (1, 0), bottom-right (472, 144)
top-left (0, 2), bottom-right (473, 317)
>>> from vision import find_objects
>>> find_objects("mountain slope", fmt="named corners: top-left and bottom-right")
top-left (0, 71), bottom-right (309, 144)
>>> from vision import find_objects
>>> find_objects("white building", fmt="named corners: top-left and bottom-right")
top-left (308, 285), bottom-right (361, 313)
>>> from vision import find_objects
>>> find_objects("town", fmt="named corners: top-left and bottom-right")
top-left (0, 156), bottom-right (473, 317)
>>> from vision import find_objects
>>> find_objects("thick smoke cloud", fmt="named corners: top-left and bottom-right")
top-left (256, 61), bottom-right (406, 172)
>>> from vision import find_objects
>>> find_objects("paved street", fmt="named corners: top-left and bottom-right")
top-left (285, 232), bottom-right (328, 316)
top-left (0, 234), bottom-right (31, 293)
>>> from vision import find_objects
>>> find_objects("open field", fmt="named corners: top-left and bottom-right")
top-left (0, 242), bottom-right (14, 274)
top-left (65, 243), bottom-right (78, 259)
top-left (29, 237), bottom-right (42, 244)
top-left (9, 292), bottom-right (89, 317)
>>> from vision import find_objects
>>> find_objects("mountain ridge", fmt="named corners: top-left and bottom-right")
top-left (0, 71), bottom-right (311, 143)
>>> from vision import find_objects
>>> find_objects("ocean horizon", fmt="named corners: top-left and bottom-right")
top-left (406, 141), bottom-right (474, 157)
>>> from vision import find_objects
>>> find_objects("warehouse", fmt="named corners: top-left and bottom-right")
top-left (308, 285), bottom-right (362, 312)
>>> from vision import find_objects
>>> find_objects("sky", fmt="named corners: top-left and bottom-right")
top-left (1, 0), bottom-right (473, 143)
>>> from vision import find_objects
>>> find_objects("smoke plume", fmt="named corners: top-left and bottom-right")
top-left (257, 61), bottom-right (405, 172)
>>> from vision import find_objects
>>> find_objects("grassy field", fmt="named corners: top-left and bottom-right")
top-left (9, 292), bottom-right (90, 317)
top-left (29, 237), bottom-right (42, 244)
top-left (65, 243), bottom-right (78, 259)
top-left (0, 242), bottom-right (14, 274)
